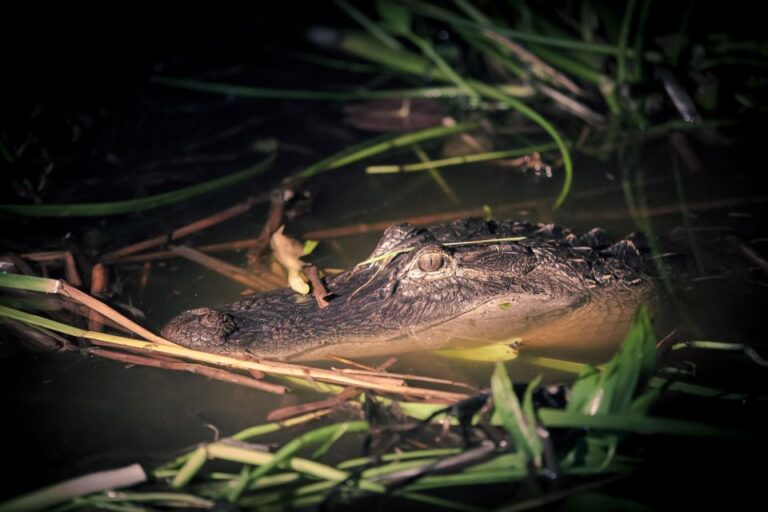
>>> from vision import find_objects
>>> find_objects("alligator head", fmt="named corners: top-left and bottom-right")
top-left (161, 218), bottom-right (654, 361)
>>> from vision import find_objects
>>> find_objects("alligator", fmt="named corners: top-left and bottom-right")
top-left (161, 218), bottom-right (656, 361)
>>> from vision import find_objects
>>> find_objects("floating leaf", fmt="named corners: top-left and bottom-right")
top-left (436, 340), bottom-right (520, 362)
top-left (270, 226), bottom-right (309, 294)
top-left (301, 239), bottom-right (319, 256)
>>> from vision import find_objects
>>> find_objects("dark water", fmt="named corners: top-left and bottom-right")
top-left (2, 3), bottom-right (768, 508)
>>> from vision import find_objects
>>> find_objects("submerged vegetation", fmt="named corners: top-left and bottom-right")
top-left (2, 0), bottom-right (768, 510)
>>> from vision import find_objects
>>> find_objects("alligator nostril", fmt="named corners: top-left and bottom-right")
top-left (202, 311), bottom-right (224, 327)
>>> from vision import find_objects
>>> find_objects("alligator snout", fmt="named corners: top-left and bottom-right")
top-left (161, 307), bottom-right (237, 350)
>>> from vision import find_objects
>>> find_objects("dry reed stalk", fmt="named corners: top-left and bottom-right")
top-left (267, 358), bottom-right (398, 420)
top-left (169, 245), bottom-right (283, 291)
top-left (63, 252), bottom-right (82, 287)
top-left (90, 348), bottom-right (288, 394)
top-left (103, 239), bottom-right (260, 264)
top-left (247, 189), bottom-right (286, 266)
top-left (17, 251), bottom-right (69, 263)
top-left (87, 263), bottom-right (109, 332)
top-left (101, 197), bottom-right (260, 260)
top-left (73, 333), bottom-right (467, 402)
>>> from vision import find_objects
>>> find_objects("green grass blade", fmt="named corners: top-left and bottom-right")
top-left (338, 31), bottom-right (451, 79)
top-left (279, 49), bottom-right (385, 73)
top-left (366, 143), bottom-right (558, 173)
top-left (226, 421), bottom-right (370, 502)
top-left (155, 77), bottom-right (487, 100)
top-left (155, 411), bottom-right (330, 475)
top-left (407, 32), bottom-right (479, 102)
top-left (0, 146), bottom-right (276, 217)
top-left (567, 364), bottom-right (602, 414)
top-left (471, 82), bottom-right (572, 209)
top-left (538, 409), bottom-right (740, 438)
top-left (311, 423), bottom-right (350, 459)
top-left (567, 305), bottom-right (657, 416)
top-left (337, 448), bottom-right (461, 469)
top-left (294, 121), bottom-right (480, 179)
top-left (518, 353), bottom-right (743, 399)
top-left (170, 447), bottom-right (207, 488)
top-left (0, 273), bottom-right (61, 293)
top-left (405, 1), bottom-right (624, 55)
top-left (335, 31), bottom-right (573, 209)
top-left (617, 0), bottom-right (639, 84)
top-left (0, 305), bottom-right (139, 345)
top-left (491, 363), bottom-right (542, 466)
top-left (671, 341), bottom-right (768, 368)
top-left (336, 0), bottom-right (404, 50)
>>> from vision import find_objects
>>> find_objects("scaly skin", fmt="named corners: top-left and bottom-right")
top-left (161, 218), bottom-right (654, 360)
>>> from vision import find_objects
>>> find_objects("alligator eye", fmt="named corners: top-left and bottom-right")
top-left (417, 252), bottom-right (444, 272)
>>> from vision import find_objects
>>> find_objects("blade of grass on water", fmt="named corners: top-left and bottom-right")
top-left (293, 121), bottom-right (480, 179)
top-left (671, 341), bottom-right (768, 368)
top-left (0, 145), bottom-right (276, 217)
top-left (366, 143), bottom-right (558, 173)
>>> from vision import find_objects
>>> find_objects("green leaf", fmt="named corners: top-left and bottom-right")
top-left (522, 375), bottom-right (544, 467)
top-left (491, 363), bottom-right (542, 467)
top-left (226, 421), bottom-right (369, 502)
top-left (567, 305), bottom-right (657, 416)
top-left (561, 434), bottom-right (617, 471)
top-left (630, 388), bottom-right (661, 416)
top-left (312, 423), bottom-right (350, 459)
top-left (296, 118), bottom-right (480, 179)
top-left (0, 273), bottom-right (61, 293)
top-left (537, 409), bottom-right (738, 438)
top-left (567, 365), bottom-right (602, 414)
top-left (0, 147), bottom-right (276, 217)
